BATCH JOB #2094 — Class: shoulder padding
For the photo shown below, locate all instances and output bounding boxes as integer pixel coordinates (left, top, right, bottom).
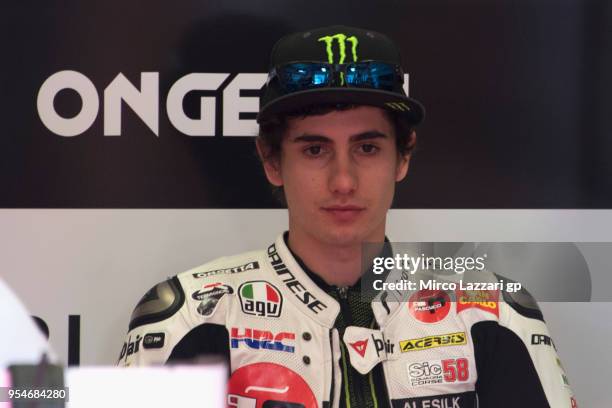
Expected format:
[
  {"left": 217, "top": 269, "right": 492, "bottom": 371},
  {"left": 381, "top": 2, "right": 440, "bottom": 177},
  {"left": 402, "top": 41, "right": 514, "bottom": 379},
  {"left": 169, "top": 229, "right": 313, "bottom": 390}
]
[
  {"left": 129, "top": 276, "right": 185, "bottom": 331},
  {"left": 496, "top": 274, "right": 544, "bottom": 322}
]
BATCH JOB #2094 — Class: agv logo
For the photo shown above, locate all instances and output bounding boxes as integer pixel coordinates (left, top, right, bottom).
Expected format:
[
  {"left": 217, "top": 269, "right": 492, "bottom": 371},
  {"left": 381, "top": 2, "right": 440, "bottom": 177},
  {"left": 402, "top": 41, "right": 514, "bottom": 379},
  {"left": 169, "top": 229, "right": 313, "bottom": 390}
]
[{"left": 239, "top": 281, "right": 283, "bottom": 318}]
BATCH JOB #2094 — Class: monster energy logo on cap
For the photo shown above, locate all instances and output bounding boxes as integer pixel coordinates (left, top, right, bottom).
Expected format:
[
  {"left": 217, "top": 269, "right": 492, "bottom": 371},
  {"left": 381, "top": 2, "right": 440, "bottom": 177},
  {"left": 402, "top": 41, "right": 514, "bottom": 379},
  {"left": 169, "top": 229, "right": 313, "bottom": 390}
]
[
  {"left": 318, "top": 33, "right": 359, "bottom": 64},
  {"left": 258, "top": 25, "right": 426, "bottom": 127}
]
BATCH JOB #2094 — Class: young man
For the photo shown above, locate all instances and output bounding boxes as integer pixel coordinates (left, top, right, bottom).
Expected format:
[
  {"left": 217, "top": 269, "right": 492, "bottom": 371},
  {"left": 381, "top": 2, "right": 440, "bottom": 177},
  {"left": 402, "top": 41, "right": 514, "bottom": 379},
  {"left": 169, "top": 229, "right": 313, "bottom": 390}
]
[{"left": 119, "top": 26, "right": 576, "bottom": 408}]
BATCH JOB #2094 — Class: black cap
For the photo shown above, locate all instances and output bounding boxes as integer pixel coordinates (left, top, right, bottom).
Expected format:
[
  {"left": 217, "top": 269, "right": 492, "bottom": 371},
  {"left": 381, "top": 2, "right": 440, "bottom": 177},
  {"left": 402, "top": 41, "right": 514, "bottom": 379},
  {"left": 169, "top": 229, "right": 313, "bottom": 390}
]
[{"left": 257, "top": 25, "right": 425, "bottom": 125}]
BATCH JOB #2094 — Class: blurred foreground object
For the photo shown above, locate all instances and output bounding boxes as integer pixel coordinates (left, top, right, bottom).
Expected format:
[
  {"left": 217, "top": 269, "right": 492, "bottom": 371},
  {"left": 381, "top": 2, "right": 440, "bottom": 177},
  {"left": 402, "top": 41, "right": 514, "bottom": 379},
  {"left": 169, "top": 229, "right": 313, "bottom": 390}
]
[
  {"left": 0, "top": 278, "right": 55, "bottom": 367},
  {"left": 65, "top": 364, "right": 226, "bottom": 407},
  {"left": 0, "top": 364, "right": 226, "bottom": 408}
]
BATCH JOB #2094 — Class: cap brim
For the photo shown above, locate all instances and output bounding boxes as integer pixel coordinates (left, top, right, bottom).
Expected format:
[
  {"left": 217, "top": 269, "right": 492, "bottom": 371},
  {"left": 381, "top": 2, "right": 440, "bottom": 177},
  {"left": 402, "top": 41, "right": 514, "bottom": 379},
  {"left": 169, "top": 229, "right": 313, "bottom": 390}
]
[{"left": 257, "top": 87, "right": 425, "bottom": 125}]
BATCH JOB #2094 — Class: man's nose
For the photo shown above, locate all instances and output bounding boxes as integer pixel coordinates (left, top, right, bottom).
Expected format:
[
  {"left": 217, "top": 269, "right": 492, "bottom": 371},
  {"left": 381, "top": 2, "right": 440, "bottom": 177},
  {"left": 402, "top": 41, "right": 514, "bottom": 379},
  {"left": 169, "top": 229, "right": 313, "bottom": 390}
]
[{"left": 328, "top": 152, "right": 358, "bottom": 195}]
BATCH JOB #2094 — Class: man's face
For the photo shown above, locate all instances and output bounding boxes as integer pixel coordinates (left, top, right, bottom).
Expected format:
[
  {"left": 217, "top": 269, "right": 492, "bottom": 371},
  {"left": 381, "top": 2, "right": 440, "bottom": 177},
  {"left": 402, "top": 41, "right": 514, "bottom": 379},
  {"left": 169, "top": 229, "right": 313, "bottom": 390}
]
[{"left": 260, "top": 106, "right": 414, "bottom": 246}]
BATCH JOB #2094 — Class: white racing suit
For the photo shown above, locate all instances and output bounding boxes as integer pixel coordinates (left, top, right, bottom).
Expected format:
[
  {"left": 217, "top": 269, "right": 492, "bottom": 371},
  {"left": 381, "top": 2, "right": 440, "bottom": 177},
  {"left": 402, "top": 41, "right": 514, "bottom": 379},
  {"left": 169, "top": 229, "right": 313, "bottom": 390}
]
[{"left": 118, "top": 233, "right": 577, "bottom": 408}]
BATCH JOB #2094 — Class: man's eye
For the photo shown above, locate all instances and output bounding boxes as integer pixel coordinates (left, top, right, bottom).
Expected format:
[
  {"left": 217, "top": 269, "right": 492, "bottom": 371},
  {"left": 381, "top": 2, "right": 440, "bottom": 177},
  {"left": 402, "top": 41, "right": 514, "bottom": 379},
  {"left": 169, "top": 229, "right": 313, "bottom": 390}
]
[
  {"left": 304, "top": 145, "right": 324, "bottom": 156},
  {"left": 359, "top": 144, "right": 379, "bottom": 154}
]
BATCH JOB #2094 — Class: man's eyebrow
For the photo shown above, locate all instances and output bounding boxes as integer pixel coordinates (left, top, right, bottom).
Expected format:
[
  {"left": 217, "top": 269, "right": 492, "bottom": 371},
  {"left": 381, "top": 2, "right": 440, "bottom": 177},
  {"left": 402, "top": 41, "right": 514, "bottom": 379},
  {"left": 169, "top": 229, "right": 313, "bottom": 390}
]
[
  {"left": 291, "top": 134, "right": 331, "bottom": 143},
  {"left": 291, "top": 131, "right": 388, "bottom": 143},
  {"left": 349, "top": 130, "right": 388, "bottom": 142}
]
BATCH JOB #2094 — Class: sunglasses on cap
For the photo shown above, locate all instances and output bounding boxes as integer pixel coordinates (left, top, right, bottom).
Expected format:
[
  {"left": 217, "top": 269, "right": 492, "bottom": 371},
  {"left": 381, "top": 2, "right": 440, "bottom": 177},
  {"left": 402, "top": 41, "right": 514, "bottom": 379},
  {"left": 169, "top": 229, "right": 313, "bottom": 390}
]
[{"left": 267, "top": 60, "right": 404, "bottom": 94}]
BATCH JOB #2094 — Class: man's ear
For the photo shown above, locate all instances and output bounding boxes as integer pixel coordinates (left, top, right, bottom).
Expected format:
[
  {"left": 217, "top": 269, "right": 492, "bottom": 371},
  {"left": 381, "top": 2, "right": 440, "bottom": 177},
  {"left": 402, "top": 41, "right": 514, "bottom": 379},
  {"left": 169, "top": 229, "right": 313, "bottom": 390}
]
[
  {"left": 395, "top": 130, "right": 417, "bottom": 182},
  {"left": 255, "top": 138, "right": 283, "bottom": 187}
]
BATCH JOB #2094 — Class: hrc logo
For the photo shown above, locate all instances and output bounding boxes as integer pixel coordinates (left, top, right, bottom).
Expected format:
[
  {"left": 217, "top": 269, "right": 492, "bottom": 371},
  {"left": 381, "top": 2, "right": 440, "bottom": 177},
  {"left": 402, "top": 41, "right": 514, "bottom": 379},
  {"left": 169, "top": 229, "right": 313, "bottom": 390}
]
[{"left": 230, "top": 328, "right": 295, "bottom": 353}]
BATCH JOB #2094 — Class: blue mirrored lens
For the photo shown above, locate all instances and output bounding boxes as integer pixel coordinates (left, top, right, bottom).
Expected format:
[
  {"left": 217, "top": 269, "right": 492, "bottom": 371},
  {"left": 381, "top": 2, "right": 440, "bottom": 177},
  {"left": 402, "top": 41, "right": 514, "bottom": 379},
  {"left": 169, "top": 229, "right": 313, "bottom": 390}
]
[
  {"left": 278, "top": 63, "right": 330, "bottom": 92},
  {"left": 345, "top": 62, "right": 396, "bottom": 91}
]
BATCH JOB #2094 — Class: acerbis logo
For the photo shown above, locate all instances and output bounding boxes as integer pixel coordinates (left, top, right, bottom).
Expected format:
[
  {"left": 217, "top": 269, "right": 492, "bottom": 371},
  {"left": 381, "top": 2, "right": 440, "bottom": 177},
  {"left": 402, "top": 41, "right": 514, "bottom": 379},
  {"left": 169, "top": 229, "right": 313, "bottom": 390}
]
[
  {"left": 318, "top": 33, "right": 359, "bottom": 64},
  {"left": 230, "top": 328, "right": 295, "bottom": 353},
  {"left": 239, "top": 281, "right": 283, "bottom": 318},
  {"left": 192, "top": 261, "right": 259, "bottom": 279},
  {"left": 36, "top": 71, "right": 266, "bottom": 137},
  {"left": 400, "top": 332, "right": 466, "bottom": 353}
]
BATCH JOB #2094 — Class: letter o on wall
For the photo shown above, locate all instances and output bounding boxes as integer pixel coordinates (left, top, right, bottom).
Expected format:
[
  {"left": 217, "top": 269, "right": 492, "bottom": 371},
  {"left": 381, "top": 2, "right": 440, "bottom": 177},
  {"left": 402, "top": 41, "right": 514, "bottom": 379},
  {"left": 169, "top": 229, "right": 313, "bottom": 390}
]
[{"left": 37, "top": 70, "right": 99, "bottom": 137}]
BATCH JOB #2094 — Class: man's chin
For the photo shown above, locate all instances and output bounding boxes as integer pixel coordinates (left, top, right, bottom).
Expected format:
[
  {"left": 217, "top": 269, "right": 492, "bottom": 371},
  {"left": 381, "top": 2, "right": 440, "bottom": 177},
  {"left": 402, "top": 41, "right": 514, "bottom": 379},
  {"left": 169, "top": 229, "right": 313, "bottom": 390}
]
[{"left": 318, "top": 226, "right": 372, "bottom": 248}]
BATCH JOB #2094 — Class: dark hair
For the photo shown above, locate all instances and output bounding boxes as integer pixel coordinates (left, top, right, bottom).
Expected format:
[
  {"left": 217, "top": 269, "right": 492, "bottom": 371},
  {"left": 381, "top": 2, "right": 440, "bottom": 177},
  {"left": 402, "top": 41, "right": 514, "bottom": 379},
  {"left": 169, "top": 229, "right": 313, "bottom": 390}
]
[{"left": 256, "top": 104, "right": 417, "bottom": 204}]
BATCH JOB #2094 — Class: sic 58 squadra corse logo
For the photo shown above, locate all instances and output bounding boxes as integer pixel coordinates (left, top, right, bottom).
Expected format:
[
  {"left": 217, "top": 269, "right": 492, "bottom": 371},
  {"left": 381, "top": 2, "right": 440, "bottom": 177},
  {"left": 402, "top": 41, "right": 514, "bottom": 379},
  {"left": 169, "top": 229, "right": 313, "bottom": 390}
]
[{"left": 407, "top": 358, "right": 470, "bottom": 387}]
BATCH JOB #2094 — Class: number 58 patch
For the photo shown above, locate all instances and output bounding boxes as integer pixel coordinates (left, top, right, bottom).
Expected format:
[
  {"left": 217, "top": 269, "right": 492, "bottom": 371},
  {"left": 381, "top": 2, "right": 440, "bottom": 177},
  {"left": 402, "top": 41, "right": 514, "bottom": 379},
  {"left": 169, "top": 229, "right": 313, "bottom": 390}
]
[{"left": 407, "top": 358, "right": 470, "bottom": 387}]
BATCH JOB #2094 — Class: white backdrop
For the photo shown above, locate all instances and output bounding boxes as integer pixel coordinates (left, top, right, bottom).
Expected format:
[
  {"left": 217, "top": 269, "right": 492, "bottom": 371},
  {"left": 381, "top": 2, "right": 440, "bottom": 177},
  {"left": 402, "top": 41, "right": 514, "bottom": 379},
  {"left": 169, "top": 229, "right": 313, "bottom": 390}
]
[{"left": 1, "top": 209, "right": 610, "bottom": 407}]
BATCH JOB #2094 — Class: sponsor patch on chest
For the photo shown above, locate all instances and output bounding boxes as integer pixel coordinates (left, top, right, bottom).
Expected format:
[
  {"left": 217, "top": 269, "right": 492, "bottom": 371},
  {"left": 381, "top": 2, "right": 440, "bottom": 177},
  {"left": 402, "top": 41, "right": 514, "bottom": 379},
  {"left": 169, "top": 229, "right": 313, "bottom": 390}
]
[
  {"left": 238, "top": 281, "right": 283, "bottom": 318},
  {"left": 407, "top": 358, "right": 470, "bottom": 387}
]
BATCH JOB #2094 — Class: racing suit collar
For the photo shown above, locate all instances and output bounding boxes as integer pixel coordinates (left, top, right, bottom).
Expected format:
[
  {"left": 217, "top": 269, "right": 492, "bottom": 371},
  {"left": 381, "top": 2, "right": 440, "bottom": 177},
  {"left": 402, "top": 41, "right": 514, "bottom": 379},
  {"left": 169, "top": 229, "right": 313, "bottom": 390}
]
[
  {"left": 282, "top": 231, "right": 393, "bottom": 295},
  {"left": 268, "top": 232, "right": 395, "bottom": 328},
  {"left": 267, "top": 233, "right": 341, "bottom": 328},
  {"left": 281, "top": 231, "right": 360, "bottom": 293}
]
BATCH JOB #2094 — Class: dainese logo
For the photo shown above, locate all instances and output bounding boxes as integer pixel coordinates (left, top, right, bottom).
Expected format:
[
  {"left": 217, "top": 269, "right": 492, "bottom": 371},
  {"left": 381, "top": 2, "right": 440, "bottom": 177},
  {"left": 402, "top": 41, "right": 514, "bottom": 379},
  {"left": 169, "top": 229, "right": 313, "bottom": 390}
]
[{"left": 349, "top": 339, "right": 369, "bottom": 357}]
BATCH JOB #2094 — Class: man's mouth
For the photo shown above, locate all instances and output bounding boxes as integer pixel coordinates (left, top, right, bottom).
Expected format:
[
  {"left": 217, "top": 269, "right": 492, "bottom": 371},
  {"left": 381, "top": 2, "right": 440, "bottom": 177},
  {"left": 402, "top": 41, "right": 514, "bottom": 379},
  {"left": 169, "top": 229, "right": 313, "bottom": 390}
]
[
  {"left": 321, "top": 205, "right": 366, "bottom": 222},
  {"left": 323, "top": 205, "right": 365, "bottom": 211}
]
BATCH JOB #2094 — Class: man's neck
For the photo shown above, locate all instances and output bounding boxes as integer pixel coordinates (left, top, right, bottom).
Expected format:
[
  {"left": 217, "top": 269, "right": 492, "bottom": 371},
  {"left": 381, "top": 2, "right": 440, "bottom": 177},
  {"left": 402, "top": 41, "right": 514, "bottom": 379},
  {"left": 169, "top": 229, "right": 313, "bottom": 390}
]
[{"left": 286, "top": 227, "right": 385, "bottom": 287}]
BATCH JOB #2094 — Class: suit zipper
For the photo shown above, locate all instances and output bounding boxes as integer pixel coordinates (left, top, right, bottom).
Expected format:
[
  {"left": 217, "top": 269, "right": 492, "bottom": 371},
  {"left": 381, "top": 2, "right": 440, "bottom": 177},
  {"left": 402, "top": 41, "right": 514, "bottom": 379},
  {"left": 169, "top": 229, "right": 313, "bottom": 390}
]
[
  {"left": 336, "top": 286, "right": 353, "bottom": 327},
  {"left": 335, "top": 285, "right": 364, "bottom": 406},
  {"left": 328, "top": 329, "right": 335, "bottom": 408}
]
